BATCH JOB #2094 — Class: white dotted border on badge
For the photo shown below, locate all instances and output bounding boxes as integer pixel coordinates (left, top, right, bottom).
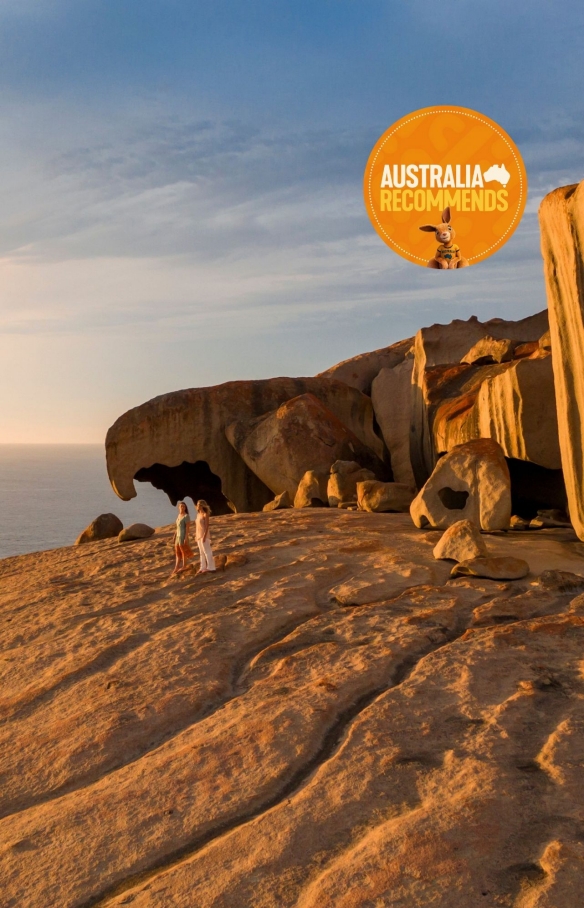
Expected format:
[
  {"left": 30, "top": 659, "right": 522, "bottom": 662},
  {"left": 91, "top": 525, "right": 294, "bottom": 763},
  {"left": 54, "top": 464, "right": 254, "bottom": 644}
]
[{"left": 366, "top": 108, "right": 525, "bottom": 263}]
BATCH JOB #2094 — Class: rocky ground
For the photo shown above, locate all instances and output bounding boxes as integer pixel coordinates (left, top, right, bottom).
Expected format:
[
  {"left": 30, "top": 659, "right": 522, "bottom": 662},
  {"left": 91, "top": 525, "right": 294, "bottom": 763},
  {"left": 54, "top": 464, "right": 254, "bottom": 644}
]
[{"left": 2, "top": 510, "right": 584, "bottom": 907}]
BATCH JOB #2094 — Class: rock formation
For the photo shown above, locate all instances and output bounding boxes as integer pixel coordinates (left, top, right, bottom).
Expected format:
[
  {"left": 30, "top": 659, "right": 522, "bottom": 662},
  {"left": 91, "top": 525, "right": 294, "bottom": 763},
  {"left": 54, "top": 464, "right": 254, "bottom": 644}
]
[
  {"left": 356, "top": 480, "right": 414, "bottom": 513},
  {"left": 410, "top": 438, "right": 511, "bottom": 531},
  {"left": 371, "top": 359, "right": 416, "bottom": 489},
  {"left": 294, "top": 470, "right": 329, "bottom": 508},
  {"left": 106, "top": 377, "right": 385, "bottom": 514},
  {"left": 226, "top": 393, "right": 388, "bottom": 500},
  {"left": 327, "top": 460, "right": 376, "bottom": 508},
  {"left": 317, "top": 336, "right": 413, "bottom": 394},
  {"left": 118, "top": 523, "right": 155, "bottom": 542},
  {"left": 432, "top": 519, "right": 487, "bottom": 562},
  {"left": 540, "top": 181, "right": 584, "bottom": 541},
  {"left": 75, "top": 513, "right": 123, "bottom": 545}
]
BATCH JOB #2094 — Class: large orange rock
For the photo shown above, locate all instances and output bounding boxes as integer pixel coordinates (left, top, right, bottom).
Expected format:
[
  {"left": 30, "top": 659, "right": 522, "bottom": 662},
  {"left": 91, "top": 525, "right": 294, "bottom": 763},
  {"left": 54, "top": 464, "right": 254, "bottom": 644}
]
[
  {"left": 540, "top": 181, "right": 584, "bottom": 541},
  {"left": 106, "top": 378, "right": 386, "bottom": 514},
  {"left": 371, "top": 359, "right": 417, "bottom": 489},
  {"left": 226, "top": 393, "right": 388, "bottom": 500}
]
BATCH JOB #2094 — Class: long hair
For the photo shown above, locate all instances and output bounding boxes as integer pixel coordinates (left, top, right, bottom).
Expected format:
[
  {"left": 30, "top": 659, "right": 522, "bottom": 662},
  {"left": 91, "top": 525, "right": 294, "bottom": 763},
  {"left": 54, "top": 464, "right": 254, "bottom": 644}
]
[
  {"left": 196, "top": 499, "right": 211, "bottom": 516},
  {"left": 178, "top": 501, "right": 190, "bottom": 517}
]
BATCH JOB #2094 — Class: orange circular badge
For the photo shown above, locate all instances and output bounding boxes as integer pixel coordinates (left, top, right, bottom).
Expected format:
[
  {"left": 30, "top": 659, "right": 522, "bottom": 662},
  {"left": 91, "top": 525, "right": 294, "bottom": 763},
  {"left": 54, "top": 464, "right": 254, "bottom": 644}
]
[{"left": 363, "top": 106, "right": 527, "bottom": 268}]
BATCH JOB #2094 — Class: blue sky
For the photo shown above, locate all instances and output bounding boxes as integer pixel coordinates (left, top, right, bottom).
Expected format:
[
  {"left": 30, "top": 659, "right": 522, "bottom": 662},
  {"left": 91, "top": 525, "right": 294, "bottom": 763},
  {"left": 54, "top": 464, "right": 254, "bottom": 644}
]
[{"left": 0, "top": 0, "right": 583, "bottom": 441}]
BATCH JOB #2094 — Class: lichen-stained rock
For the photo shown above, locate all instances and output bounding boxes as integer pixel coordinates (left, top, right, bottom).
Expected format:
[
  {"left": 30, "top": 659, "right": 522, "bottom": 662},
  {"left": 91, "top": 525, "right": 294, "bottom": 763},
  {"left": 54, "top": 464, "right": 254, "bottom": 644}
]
[
  {"left": 410, "top": 310, "right": 549, "bottom": 486},
  {"left": 410, "top": 438, "right": 511, "bottom": 531},
  {"left": 461, "top": 336, "right": 514, "bottom": 365},
  {"left": 540, "top": 181, "right": 584, "bottom": 541},
  {"left": 328, "top": 465, "right": 376, "bottom": 508},
  {"left": 317, "top": 336, "right": 414, "bottom": 394},
  {"left": 226, "top": 393, "right": 388, "bottom": 501},
  {"left": 371, "top": 359, "right": 416, "bottom": 489},
  {"left": 451, "top": 556, "right": 529, "bottom": 580},
  {"left": 75, "top": 513, "right": 123, "bottom": 545},
  {"left": 106, "top": 377, "right": 385, "bottom": 514},
  {"left": 294, "top": 470, "right": 329, "bottom": 508},
  {"left": 432, "top": 519, "right": 487, "bottom": 562},
  {"left": 357, "top": 480, "right": 414, "bottom": 513}
]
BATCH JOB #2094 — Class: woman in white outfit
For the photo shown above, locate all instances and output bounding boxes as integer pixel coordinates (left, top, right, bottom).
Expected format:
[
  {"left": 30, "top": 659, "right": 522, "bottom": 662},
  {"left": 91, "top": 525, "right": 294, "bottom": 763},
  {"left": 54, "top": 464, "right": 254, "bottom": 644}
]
[{"left": 195, "top": 499, "right": 216, "bottom": 573}]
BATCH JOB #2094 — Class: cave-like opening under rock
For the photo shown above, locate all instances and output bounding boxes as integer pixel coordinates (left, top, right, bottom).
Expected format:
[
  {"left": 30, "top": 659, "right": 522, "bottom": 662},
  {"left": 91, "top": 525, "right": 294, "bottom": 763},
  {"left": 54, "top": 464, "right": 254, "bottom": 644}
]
[
  {"left": 134, "top": 461, "right": 235, "bottom": 516},
  {"left": 506, "top": 459, "right": 568, "bottom": 519}
]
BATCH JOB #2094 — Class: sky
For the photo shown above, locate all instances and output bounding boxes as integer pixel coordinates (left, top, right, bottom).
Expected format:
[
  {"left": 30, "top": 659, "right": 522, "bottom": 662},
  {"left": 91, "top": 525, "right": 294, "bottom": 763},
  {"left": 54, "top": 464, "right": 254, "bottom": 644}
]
[{"left": 0, "top": 0, "right": 583, "bottom": 442}]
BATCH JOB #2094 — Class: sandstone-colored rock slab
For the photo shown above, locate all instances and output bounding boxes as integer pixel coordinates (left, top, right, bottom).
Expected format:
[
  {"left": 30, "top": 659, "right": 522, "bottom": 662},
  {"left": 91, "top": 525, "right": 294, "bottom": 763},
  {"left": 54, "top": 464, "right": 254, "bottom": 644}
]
[
  {"left": 371, "top": 359, "right": 416, "bottom": 489},
  {"left": 433, "top": 519, "right": 487, "bottom": 562},
  {"left": 75, "top": 512, "right": 123, "bottom": 545},
  {"left": 118, "top": 522, "right": 155, "bottom": 542},
  {"left": 451, "top": 556, "right": 529, "bottom": 580},
  {"left": 411, "top": 438, "right": 511, "bottom": 531},
  {"left": 3, "top": 511, "right": 584, "bottom": 908},
  {"left": 356, "top": 480, "right": 414, "bottom": 513},
  {"left": 227, "top": 392, "right": 387, "bottom": 500},
  {"left": 540, "top": 181, "right": 584, "bottom": 541}
]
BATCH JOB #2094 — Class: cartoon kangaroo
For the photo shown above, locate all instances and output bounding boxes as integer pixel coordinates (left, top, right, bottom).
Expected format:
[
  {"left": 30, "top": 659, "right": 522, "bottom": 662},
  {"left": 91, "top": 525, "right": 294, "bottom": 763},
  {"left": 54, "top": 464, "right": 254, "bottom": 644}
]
[{"left": 419, "top": 207, "right": 468, "bottom": 269}]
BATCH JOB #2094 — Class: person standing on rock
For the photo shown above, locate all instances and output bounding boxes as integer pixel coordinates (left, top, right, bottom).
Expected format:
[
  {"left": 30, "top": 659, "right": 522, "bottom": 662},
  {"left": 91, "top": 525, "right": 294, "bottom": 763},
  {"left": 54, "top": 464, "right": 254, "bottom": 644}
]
[
  {"left": 171, "top": 501, "right": 194, "bottom": 576},
  {"left": 196, "top": 499, "right": 216, "bottom": 573}
]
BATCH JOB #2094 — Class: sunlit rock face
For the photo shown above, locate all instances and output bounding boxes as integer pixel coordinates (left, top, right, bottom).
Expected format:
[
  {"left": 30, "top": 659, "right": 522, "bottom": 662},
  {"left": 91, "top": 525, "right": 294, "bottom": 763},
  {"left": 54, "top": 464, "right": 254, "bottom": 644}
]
[{"left": 540, "top": 181, "right": 584, "bottom": 541}]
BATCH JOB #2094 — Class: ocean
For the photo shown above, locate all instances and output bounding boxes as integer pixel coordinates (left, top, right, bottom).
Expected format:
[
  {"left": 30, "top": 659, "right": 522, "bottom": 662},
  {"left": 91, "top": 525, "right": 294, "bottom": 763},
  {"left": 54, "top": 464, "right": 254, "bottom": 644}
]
[{"left": 0, "top": 445, "right": 178, "bottom": 559}]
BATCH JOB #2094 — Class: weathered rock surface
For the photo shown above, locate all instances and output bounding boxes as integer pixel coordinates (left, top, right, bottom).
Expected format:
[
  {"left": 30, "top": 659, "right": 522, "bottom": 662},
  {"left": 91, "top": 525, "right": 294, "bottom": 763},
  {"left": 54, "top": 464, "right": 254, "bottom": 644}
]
[
  {"left": 262, "top": 490, "right": 292, "bottom": 511},
  {"left": 432, "top": 519, "right": 488, "bottom": 562},
  {"left": 293, "top": 470, "right": 329, "bottom": 508},
  {"left": 328, "top": 464, "right": 376, "bottom": 507},
  {"left": 461, "top": 335, "right": 514, "bottom": 365},
  {"left": 357, "top": 480, "right": 414, "bottom": 513},
  {"left": 106, "top": 377, "right": 385, "bottom": 514},
  {"left": 317, "top": 336, "right": 413, "bottom": 394},
  {"left": 371, "top": 359, "right": 416, "bottom": 489},
  {"left": 75, "top": 513, "right": 123, "bottom": 545},
  {"left": 226, "top": 393, "right": 388, "bottom": 500},
  {"left": 540, "top": 182, "right": 584, "bottom": 541},
  {"left": 3, "top": 511, "right": 584, "bottom": 907},
  {"left": 118, "top": 523, "right": 155, "bottom": 542},
  {"left": 451, "top": 556, "right": 530, "bottom": 580},
  {"left": 410, "top": 310, "right": 550, "bottom": 486},
  {"left": 411, "top": 438, "right": 511, "bottom": 531}
]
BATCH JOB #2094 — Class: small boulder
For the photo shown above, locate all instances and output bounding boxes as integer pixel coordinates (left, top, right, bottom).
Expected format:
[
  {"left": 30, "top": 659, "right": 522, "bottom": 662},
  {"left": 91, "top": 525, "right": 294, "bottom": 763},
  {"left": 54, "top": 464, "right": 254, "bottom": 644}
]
[
  {"left": 357, "top": 480, "right": 414, "bottom": 513},
  {"left": 433, "top": 519, "right": 487, "bottom": 562},
  {"left": 263, "top": 490, "right": 292, "bottom": 511},
  {"left": 510, "top": 515, "right": 530, "bottom": 530},
  {"left": 529, "top": 509, "right": 572, "bottom": 529},
  {"left": 294, "top": 470, "right": 329, "bottom": 508},
  {"left": 118, "top": 523, "right": 155, "bottom": 542},
  {"left": 450, "top": 556, "right": 529, "bottom": 580},
  {"left": 226, "top": 553, "right": 249, "bottom": 568},
  {"left": 461, "top": 336, "right": 514, "bottom": 365},
  {"left": 76, "top": 513, "right": 123, "bottom": 545},
  {"left": 330, "top": 460, "right": 364, "bottom": 475},
  {"left": 538, "top": 570, "right": 584, "bottom": 593},
  {"left": 328, "top": 467, "right": 375, "bottom": 508}
]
